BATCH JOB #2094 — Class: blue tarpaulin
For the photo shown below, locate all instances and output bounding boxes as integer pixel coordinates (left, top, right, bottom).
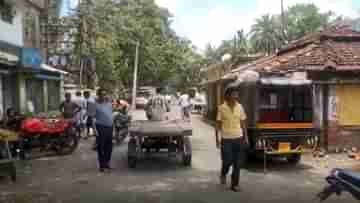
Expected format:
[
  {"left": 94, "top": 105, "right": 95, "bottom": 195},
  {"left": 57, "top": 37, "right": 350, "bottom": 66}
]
[
  {"left": 21, "top": 48, "right": 42, "bottom": 69},
  {"left": 35, "top": 74, "right": 61, "bottom": 81}
]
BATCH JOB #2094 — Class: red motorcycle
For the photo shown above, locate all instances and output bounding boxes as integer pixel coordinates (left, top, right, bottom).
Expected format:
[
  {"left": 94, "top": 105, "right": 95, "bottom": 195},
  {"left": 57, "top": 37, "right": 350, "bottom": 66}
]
[{"left": 19, "top": 118, "right": 79, "bottom": 159}]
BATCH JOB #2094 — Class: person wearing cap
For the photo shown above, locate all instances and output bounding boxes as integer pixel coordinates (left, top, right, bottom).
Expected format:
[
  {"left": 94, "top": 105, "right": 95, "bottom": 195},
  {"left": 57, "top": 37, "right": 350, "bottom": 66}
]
[{"left": 216, "top": 86, "right": 248, "bottom": 192}]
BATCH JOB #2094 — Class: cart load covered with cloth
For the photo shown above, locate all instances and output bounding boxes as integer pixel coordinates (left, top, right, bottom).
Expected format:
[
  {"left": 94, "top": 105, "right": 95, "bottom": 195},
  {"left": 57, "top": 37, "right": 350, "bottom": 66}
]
[{"left": 128, "top": 119, "right": 192, "bottom": 168}]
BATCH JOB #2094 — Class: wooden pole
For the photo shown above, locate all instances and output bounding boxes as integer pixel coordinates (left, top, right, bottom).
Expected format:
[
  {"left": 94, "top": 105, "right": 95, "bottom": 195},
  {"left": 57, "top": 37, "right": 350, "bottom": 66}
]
[{"left": 131, "top": 42, "right": 140, "bottom": 110}]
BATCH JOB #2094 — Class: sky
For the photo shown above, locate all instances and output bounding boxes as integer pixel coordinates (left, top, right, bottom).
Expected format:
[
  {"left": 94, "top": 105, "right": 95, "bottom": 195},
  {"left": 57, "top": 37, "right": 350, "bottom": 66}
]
[{"left": 64, "top": 0, "right": 360, "bottom": 50}]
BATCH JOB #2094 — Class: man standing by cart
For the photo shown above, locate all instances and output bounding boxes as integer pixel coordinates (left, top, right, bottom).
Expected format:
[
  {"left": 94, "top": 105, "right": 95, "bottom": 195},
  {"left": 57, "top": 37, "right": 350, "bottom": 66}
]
[
  {"left": 92, "top": 88, "right": 113, "bottom": 172},
  {"left": 216, "top": 86, "right": 248, "bottom": 192},
  {"left": 145, "top": 87, "right": 170, "bottom": 121}
]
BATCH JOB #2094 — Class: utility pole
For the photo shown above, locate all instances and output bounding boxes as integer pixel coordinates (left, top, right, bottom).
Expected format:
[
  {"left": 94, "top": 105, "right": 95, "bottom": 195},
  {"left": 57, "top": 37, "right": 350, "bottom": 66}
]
[
  {"left": 78, "top": 0, "right": 84, "bottom": 89},
  {"left": 281, "top": 0, "right": 286, "bottom": 41},
  {"left": 131, "top": 41, "right": 140, "bottom": 110}
]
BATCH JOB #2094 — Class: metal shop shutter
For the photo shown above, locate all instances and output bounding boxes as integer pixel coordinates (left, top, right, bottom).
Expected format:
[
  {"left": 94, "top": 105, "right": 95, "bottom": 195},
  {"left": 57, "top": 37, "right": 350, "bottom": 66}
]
[
  {"left": 47, "top": 80, "right": 60, "bottom": 111},
  {"left": 26, "top": 79, "right": 44, "bottom": 114}
]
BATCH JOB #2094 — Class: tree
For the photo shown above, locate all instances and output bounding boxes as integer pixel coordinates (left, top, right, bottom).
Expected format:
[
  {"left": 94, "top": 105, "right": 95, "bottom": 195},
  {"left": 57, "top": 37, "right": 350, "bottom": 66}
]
[
  {"left": 65, "top": 0, "right": 203, "bottom": 91},
  {"left": 249, "top": 14, "right": 282, "bottom": 55},
  {"left": 284, "top": 3, "right": 333, "bottom": 42},
  {"left": 248, "top": 3, "right": 334, "bottom": 55}
]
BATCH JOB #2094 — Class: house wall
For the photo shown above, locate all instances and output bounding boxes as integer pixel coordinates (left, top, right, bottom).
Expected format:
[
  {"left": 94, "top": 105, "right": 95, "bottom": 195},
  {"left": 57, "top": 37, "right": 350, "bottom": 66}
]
[
  {"left": 316, "top": 83, "right": 360, "bottom": 152},
  {"left": 0, "top": 2, "right": 24, "bottom": 47},
  {"left": 330, "top": 84, "right": 360, "bottom": 151}
]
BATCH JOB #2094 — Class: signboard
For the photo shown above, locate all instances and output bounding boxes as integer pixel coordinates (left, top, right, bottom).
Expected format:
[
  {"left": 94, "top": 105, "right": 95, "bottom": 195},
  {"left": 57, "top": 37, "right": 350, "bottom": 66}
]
[{"left": 20, "top": 48, "right": 42, "bottom": 69}]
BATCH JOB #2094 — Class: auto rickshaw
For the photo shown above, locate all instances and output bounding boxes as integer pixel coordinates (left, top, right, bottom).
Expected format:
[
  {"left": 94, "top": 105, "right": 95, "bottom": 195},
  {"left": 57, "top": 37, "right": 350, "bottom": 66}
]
[{"left": 226, "top": 71, "right": 318, "bottom": 171}]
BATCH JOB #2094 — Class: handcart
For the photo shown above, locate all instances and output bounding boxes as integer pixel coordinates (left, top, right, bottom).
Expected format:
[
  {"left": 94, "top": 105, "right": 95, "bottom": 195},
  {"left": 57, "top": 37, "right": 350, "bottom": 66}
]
[
  {"left": 128, "top": 119, "right": 192, "bottom": 168},
  {"left": 0, "top": 129, "right": 19, "bottom": 182}
]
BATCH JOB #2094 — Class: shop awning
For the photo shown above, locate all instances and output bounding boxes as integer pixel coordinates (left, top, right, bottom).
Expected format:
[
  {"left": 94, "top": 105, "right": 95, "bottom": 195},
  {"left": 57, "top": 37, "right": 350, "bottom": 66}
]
[
  {"left": 226, "top": 70, "right": 260, "bottom": 88},
  {"left": 260, "top": 77, "right": 312, "bottom": 85},
  {"left": 260, "top": 72, "right": 312, "bottom": 86},
  {"left": 0, "top": 51, "right": 19, "bottom": 65},
  {"left": 41, "top": 64, "right": 69, "bottom": 75},
  {"left": 35, "top": 74, "right": 61, "bottom": 81}
]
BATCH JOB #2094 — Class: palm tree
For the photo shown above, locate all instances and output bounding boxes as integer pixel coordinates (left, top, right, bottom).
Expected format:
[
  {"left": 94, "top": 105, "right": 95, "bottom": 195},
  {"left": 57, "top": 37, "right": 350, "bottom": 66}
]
[{"left": 249, "top": 14, "right": 282, "bottom": 55}]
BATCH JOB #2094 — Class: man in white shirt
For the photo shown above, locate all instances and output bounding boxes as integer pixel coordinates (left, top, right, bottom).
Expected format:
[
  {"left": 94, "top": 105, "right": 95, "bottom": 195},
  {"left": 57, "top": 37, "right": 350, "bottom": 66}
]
[
  {"left": 145, "top": 87, "right": 170, "bottom": 121},
  {"left": 74, "top": 91, "right": 86, "bottom": 137},
  {"left": 83, "top": 90, "right": 95, "bottom": 138},
  {"left": 179, "top": 91, "right": 191, "bottom": 121}
]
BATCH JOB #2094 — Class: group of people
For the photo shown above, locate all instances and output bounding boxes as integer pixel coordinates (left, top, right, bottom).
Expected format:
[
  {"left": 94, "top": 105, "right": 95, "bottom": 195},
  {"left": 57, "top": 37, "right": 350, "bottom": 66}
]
[
  {"left": 145, "top": 86, "right": 248, "bottom": 192},
  {"left": 60, "top": 88, "right": 114, "bottom": 172},
  {"left": 59, "top": 86, "right": 248, "bottom": 193},
  {"left": 60, "top": 90, "right": 95, "bottom": 138},
  {"left": 144, "top": 88, "right": 193, "bottom": 122}
]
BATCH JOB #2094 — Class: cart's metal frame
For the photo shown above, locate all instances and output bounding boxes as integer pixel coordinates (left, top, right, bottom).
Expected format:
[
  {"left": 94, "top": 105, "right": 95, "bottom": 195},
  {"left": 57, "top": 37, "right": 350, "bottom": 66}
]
[{"left": 127, "top": 120, "right": 192, "bottom": 168}]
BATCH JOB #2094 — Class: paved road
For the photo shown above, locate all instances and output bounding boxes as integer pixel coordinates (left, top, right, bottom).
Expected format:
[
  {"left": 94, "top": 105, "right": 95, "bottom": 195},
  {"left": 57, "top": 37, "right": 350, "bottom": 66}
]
[{"left": 0, "top": 108, "right": 356, "bottom": 203}]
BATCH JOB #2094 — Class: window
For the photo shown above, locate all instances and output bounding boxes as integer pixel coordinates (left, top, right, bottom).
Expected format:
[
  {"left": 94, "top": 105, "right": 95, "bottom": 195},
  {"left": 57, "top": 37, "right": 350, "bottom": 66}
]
[
  {"left": 259, "top": 86, "right": 312, "bottom": 123},
  {"left": 0, "top": 0, "right": 15, "bottom": 24}
]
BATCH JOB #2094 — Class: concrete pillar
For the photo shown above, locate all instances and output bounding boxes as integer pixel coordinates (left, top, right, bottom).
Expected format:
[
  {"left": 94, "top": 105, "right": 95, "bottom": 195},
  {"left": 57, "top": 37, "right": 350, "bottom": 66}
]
[
  {"left": 43, "top": 79, "right": 48, "bottom": 112},
  {"left": 18, "top": 74, "right": 27, "bottom": 113},
  {"left": 60, "top": 74, "right": 64, "bottom": 101},
  {"left": 0, "top": 75, "right": 3, "bottom": 120}
]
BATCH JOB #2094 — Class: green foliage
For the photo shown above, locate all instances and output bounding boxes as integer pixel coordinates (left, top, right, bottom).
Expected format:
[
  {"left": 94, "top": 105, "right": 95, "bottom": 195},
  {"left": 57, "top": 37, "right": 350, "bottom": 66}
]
[
  {"left": 250, "top": 14, "right": 282, "bottom": 55},
  {"left": 249, "top": 3, "right": 334, "bottom": 55},
  {"left": 284, "top": 3, "right": 333, "bottom": 41},
  {"left": 67, "top": 0, "right": 203, "bottom": 91}
]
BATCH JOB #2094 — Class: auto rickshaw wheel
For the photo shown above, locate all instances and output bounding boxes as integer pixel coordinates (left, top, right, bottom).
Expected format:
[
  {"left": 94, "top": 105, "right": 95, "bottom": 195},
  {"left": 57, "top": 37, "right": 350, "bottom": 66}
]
[
  {"left": 287, "top": 154, "right": 301, "bottom": 165},
  {"left": 128, "top": 156, "right": 137, "bottom": 168},
  {"left": 182, "top": 154, "right": 191, "bottom": 166},
  {"left": 10, "top": 163, "right": 16, "bottom": 182}
]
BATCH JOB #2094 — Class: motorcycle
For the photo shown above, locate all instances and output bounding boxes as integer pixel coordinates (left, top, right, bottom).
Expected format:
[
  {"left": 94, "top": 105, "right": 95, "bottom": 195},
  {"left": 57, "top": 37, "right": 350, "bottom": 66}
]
[
  {"left": 318, "top": 168, "right": 360, "bottom": 201},
  {"left": 19, "top": 117, "right": 79, "bottom": 159},
  {"left": 113, "top": 109, "right": 131, "bottom": 144}
]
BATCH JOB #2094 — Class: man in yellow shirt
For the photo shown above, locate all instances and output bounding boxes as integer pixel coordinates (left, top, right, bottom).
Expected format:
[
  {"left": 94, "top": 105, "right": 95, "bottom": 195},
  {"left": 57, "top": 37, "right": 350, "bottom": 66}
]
[{"left": 216, "top": 86, "right": 248, "bottom": 192}]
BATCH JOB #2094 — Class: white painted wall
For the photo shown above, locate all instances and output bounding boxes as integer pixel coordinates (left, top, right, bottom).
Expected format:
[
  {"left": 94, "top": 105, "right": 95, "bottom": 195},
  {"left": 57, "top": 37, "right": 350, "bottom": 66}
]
[
  {"left": 0, "top": 2, "right": 24, "bottom": 46},
  {"left": 0, "top": 75, "right": 3, "bottom": 120}
]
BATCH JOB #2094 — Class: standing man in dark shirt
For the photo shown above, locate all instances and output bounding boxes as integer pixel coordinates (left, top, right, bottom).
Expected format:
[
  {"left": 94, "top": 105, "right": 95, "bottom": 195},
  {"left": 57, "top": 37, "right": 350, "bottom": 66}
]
[
  {"left": 60, "top": 92, "right": 80, "bottom": 119},
  {"left": 93, "top": 88, "right": 113, "bottom": 172}
]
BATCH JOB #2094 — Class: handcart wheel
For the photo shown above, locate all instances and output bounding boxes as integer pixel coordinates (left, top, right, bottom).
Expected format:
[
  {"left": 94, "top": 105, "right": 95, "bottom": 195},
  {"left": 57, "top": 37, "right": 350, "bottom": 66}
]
[{"left": 182, "top": 137, "right": 192, "bottom": 166}]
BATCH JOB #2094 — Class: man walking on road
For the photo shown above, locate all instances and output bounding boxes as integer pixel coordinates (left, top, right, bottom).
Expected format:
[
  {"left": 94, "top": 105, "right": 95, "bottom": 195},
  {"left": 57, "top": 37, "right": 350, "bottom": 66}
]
[
  {"left": 216, "top": 86, "right": 248, "bottom": 192},
  {"left": 93, "top": 88, "right": 113, "bottom": 172},
  {"left": 178, "top": 91, "right": 191, "bottom": 121}
]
